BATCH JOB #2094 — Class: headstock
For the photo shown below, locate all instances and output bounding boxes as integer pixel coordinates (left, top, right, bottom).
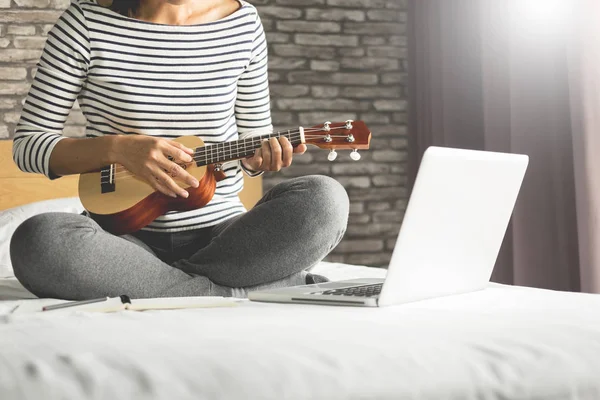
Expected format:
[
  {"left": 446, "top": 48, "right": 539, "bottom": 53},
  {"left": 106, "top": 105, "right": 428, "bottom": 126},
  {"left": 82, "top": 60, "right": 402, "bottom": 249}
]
[{"left": 303, "top": 120, "right": 371, "bottom": 161}]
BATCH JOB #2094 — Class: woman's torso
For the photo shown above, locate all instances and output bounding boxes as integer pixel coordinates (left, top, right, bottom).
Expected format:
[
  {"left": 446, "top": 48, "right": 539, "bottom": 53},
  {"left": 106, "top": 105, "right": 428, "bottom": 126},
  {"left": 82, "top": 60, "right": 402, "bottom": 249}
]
[{"left": 76, "top": 0, "right": 259, "bottom": 232}]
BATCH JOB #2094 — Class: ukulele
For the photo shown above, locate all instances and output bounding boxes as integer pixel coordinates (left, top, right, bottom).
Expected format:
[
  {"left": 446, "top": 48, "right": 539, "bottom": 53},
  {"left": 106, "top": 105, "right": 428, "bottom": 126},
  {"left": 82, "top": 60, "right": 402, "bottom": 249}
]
[{"left": 78, "top": 120, "right": 371, "bottom": 235}]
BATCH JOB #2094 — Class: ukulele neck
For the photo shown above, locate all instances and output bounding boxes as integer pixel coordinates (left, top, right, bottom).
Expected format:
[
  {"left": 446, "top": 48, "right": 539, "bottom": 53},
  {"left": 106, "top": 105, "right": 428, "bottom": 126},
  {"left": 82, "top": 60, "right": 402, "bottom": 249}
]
[{"left": 193, "top": 128, "right": 305, "bottom": 167}]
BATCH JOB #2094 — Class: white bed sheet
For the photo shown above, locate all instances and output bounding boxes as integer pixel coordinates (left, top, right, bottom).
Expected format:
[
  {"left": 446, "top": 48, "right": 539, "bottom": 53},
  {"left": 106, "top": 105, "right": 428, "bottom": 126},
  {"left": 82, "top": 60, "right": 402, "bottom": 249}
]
[
  {"left": 0, "top": 277, "right": 37, "bottom": 300},
  {"left": 0, "top": 197, "right": 84, "bottom": 278},
  {"left": 1, "top": 263, "right": 600, "bottom": 400},
  {"left": 0, "top": 261, "right": 384, "bottom": 301}
]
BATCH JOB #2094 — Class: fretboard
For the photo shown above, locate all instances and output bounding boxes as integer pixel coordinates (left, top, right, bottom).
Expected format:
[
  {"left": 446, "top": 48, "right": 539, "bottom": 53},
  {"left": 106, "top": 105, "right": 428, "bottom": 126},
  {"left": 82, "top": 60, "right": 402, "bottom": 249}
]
[{"left": 193, "top": 129, "right": 304, "bottom": 166}]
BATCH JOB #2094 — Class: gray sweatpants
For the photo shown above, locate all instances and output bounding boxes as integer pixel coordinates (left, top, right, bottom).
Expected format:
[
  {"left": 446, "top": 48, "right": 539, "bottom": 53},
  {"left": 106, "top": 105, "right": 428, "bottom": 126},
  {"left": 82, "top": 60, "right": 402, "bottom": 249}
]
[{"left": 10, "top": 175, "right": 349, "bottom": 300}]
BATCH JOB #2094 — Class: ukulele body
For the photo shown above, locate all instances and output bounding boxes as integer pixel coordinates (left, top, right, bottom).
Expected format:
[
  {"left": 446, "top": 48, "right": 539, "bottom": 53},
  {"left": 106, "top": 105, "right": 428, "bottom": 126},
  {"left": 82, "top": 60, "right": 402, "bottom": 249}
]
[{"left": 78, "top": 136, "right": 218, "bottom": 236}]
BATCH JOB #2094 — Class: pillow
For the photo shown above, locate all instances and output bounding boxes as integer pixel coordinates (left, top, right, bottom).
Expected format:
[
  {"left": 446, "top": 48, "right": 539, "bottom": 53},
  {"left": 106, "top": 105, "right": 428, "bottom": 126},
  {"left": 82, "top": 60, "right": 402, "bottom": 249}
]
[{"left": 0, "top": 197, "right": 84, "bottom": 278}]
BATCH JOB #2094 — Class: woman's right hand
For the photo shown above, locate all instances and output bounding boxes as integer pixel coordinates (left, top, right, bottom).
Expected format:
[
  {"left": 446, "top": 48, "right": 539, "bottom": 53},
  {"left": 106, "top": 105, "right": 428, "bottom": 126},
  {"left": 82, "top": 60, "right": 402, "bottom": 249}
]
[{"left": 113, "top": 136, "right": 199, "bottom": 198}]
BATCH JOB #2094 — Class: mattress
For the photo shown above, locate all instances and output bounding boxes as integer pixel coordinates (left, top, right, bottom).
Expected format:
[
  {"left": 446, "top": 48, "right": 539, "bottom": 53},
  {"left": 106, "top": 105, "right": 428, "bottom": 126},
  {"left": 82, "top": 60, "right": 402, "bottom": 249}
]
[
  {"left": 1, "top": 262, "right": 600, "bottom": 400},
  {"left": 2, "top": 200, "right": 600, "bottom": 399}
]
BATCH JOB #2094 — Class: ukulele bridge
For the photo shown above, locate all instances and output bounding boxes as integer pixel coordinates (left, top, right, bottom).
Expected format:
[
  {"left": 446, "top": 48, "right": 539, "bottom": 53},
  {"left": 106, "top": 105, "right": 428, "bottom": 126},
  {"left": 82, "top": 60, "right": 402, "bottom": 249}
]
[{"left": 100, "top": 164, "right": 116, "bottom": 194}]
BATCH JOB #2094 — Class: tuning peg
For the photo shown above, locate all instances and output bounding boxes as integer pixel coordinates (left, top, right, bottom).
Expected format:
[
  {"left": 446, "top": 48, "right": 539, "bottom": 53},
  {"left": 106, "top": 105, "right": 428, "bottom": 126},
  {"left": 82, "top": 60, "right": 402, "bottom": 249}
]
[
  {"left": 327, "top": 149, "right": 338, "bottom": 161},
  {"left": 350, "top": 149, "right": 361, "bottom": 161}
]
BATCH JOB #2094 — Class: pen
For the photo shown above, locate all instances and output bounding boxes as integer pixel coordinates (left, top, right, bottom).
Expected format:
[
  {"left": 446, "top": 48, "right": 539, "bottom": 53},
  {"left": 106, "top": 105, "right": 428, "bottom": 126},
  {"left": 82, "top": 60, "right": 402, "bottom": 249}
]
[{"left": 42, "top": 297, "right": 109, "bottom": 312}]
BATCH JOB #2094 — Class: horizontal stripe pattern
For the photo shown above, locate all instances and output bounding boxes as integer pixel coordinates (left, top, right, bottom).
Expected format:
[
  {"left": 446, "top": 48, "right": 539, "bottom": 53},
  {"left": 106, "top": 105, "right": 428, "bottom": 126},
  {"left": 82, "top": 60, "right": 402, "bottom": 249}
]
[{"left": 13, "top": 0, "right": 271, "bottom": 232}]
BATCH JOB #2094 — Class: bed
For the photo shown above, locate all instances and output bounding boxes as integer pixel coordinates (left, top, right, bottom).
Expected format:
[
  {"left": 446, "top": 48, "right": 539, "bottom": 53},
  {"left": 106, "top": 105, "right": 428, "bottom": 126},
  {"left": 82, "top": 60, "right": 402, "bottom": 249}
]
[{"left": 1, "top": 141, "right": 600, "bottom": 400}]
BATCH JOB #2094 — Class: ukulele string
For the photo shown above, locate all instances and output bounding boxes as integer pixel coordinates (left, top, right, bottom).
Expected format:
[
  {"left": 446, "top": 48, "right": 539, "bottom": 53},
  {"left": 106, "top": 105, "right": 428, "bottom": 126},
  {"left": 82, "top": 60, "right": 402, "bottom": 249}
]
[
  {"left": 104, "top": 131, "right": 304, "bottom": 182},
  {"left": 102, "top": 132, "right": 352, "bottom": 183},
  {"left": 101, "top": 126, "right": 351, "bottom": 183},
  {"left": 108, "top": 125, "right": 348, "bottom": 176},
  {"left": 102, "top": 131, "right": 347, "bottom": 183}
]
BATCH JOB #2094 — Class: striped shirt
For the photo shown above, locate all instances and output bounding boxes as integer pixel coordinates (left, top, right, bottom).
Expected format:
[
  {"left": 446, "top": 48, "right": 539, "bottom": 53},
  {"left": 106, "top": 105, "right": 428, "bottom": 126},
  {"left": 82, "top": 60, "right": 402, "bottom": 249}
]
[{"left": 13, "top": 0, "right": 271, "bottom": 232}]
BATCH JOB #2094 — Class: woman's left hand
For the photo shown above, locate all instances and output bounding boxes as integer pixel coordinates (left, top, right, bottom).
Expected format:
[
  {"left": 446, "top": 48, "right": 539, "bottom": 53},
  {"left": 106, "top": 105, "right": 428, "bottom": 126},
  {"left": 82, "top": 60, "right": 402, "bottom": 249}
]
[{"left": 241, "top": 136, "right": 307, "bottom": 172}]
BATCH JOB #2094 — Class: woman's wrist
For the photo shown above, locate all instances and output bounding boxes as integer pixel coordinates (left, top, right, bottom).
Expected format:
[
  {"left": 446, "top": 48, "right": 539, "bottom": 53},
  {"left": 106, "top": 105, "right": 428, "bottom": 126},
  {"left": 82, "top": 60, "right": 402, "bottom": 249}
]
[{"left": 104, "top": 135, "right": 126, "bottom": 165}]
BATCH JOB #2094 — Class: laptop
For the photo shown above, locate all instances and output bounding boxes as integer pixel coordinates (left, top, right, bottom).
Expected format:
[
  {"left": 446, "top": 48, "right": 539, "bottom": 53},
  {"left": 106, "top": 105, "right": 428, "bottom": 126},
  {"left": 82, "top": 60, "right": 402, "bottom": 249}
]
[{"left": 248, "top": 146, "right": 529, "bottom": 307}]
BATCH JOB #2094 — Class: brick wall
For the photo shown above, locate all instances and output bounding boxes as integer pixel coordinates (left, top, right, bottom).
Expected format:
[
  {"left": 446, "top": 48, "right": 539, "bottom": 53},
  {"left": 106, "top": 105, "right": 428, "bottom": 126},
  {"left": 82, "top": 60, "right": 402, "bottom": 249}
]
[
  {"left": 0, "top": 0, "right": 408, "bottom": 267},
  {"left": 257, "top": 0, "right": 408, "bottom": 266}
]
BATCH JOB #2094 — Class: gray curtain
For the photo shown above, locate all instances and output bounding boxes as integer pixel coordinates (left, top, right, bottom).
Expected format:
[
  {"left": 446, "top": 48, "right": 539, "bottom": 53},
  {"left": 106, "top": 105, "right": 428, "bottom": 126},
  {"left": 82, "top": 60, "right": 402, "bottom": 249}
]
[{"left": 408, "top": 0, "right": 600, "bottom": 292}]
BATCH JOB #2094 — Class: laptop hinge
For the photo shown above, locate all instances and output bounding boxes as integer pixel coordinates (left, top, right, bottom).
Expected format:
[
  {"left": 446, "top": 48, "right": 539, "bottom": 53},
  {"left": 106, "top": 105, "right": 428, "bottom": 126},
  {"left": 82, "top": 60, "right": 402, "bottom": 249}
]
[{"left": 291, "top": 297, "right": 366, "bottom": 305}]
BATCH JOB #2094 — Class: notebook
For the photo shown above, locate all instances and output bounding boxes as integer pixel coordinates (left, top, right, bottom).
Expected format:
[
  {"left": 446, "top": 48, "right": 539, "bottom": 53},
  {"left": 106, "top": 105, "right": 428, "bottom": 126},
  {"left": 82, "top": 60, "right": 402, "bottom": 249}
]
[{"left": 11, "top": 295, "right": 241, "bottom": 314}]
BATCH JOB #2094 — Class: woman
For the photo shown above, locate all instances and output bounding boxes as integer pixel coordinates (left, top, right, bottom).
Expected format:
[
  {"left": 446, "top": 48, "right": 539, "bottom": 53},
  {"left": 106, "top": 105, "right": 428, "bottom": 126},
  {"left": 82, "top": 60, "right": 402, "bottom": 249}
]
[{"left": 10, "top": 0, "right": 349, "bottom": 300}]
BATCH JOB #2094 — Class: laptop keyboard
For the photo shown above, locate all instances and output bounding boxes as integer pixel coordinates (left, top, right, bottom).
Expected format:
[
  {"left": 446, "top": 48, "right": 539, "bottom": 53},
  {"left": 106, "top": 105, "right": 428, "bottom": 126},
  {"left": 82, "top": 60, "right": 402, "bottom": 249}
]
[{"left": 315, "top": 283, "right": 383, "bottom": 298}]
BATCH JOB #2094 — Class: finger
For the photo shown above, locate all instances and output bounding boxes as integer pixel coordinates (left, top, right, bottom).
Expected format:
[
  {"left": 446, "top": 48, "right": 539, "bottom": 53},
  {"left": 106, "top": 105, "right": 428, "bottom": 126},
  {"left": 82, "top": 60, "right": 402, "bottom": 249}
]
[
  {"left": 155, "top": 182, "right": 178, "bottom": 198},
  {"left": 151, "top": 166, "right": 189, "bottom": 198},
  {"left": 168, "top": 140, "right": 195, "bottom": 156},
  {"left": 293, "top": 144, "right": 307, "bottom": 154},
  {"left": 157, "top": 155, "right": 199, "bottom": 189},
  {"left": 261, "top": 140, "right": 272, "bottom": 171},
  {"left": 147, "top": 173, "right": 177, "bottom": 198},
  {"left": 269, "top": 137, "right": 282, "bottom": 171},
  {"left": 279, "top": 136, "right": 294, "bottom": 168},
  {"left": 163, "top": 140, "right": 193, "bottom": 163},
  {"left": 249, "top": 147, "right": 263, "bottom": 171}
]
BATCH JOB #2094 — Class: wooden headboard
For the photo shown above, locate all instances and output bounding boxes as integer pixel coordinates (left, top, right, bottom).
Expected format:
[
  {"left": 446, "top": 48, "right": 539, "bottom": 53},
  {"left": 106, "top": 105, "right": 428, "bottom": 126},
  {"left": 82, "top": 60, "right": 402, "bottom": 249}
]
[{"left": 0, "top": 141, "right": 262, "bottom": 211}]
